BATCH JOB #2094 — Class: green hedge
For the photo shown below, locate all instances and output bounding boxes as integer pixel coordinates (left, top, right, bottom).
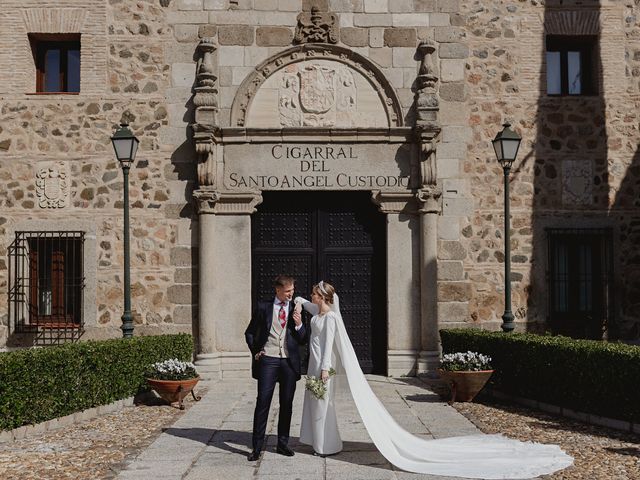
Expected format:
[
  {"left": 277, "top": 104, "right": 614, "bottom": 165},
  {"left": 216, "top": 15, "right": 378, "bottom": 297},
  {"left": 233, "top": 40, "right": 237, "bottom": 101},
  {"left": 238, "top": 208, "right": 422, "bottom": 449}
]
[
  {"left": 440, "top": 329, "right": 640, "bottom": 423},
  {"left": 0, "top": 334, "right": 193, "bottom": 431}
]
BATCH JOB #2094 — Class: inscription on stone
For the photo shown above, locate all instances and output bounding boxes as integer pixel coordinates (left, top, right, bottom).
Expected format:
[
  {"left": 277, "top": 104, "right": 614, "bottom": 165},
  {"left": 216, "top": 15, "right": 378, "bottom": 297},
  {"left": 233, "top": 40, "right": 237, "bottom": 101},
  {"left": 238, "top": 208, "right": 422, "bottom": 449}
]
[{"left": 224, "top": 143, "right": 414, "bottom": 191}]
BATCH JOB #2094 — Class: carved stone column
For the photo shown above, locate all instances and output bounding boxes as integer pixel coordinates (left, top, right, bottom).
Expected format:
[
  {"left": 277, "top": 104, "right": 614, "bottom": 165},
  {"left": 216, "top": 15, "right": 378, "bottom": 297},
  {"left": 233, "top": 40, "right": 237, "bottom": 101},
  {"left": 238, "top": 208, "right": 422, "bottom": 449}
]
[
  {"left": 414, "top": 40, "right": 442, "bottom": 374},
  {"left": 416, "top": 186, "right": 442, "bottom": 374},
  {"left": 371, "top": 191, "right": 420, "bottom": 376},
  {"left": 193, "top": 188, "right": 262, "bottom": 378}
]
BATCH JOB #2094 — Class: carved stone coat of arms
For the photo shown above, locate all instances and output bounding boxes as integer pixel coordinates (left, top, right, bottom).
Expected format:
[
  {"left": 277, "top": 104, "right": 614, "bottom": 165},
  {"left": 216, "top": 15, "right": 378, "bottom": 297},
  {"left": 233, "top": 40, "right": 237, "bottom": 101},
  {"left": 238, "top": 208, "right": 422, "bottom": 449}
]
[
  {"left": 35, "top": 163, "right": 69, "bottom": 208},
  {"left": 279, "top": 63, "right": 357, "bottom": 127}
]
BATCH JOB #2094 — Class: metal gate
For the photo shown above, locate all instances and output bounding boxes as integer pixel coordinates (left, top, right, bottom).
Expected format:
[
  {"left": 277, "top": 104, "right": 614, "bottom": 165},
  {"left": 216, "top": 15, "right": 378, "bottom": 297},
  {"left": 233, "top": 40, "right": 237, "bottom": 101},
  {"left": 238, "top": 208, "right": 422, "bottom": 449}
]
[{"left": 251, "top": 191, "right": 387, "bottom": 374}]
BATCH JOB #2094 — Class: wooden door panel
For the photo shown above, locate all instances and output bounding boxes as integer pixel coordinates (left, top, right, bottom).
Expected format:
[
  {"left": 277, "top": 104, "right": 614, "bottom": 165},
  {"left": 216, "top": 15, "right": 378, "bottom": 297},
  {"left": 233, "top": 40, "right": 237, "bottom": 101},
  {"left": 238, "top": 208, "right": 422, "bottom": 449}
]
[
  {"left": 324, "top": 255, "right": 374, "bottom": 372},
  {"left": 252, "top": 192, "right": 386, "bottom": 374}
]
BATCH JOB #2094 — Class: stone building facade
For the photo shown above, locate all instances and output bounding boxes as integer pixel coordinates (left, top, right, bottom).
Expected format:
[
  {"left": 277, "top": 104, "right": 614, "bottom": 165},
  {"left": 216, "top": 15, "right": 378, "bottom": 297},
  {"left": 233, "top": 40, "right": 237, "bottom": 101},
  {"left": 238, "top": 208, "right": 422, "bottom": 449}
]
[{"left": 0, "top": 0, "right": 638, "bottom": 377}]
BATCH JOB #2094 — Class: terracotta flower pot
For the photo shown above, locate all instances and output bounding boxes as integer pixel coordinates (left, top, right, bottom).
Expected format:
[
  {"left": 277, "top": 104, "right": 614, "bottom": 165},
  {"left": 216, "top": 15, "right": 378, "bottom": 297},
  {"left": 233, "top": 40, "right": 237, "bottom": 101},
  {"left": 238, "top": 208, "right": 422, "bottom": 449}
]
[
  {"left": 146, "top": 376, "right": 201, "bottom": 410},
  {"left": 437, "top": 369, "right": 494, "bottom": 404}
]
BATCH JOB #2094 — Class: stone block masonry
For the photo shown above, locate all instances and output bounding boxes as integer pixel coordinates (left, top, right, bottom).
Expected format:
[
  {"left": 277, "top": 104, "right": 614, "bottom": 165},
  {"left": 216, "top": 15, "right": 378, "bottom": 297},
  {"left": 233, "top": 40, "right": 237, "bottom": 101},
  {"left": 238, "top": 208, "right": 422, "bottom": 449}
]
[{"left": 2, "top": 0, "right": 639, "bottom": 352}]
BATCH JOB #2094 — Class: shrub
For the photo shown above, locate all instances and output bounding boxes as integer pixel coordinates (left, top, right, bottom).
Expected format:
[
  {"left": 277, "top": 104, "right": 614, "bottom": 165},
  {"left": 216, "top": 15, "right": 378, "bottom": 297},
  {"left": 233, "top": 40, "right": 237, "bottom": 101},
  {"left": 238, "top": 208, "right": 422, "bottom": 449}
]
[
  {"left": 0, "top": 334, "right": 193, "bottom": 431},
  {"left": 440, "top": 329, "right": 640, "bottom": 423}
]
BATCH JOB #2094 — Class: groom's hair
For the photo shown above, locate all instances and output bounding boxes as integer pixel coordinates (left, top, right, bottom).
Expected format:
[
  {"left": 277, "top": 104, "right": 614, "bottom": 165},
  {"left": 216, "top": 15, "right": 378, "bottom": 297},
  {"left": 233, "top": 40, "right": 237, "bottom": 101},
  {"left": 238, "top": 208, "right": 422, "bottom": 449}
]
[{"left": 273, "top": 275, "right": 295, "bottom": 287}]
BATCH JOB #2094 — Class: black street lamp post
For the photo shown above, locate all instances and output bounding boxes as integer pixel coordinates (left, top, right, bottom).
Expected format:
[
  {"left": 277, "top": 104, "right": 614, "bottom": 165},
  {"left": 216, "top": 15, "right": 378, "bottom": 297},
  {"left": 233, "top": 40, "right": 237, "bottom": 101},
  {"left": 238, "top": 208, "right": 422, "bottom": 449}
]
[
  {"left": 111, "top": 123, "right": 139, "bottom": 338},
  {"left": 492, "top": 123, "right": 522, "bottom": 333}
]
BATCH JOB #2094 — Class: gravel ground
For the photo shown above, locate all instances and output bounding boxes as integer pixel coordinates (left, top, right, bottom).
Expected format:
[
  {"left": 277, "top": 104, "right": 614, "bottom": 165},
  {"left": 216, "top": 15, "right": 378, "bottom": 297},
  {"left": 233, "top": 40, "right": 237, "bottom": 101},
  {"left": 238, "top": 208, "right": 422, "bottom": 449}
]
[
  {"left": 454, "top": 397, "right": 640, "bottom": 479},
  {"left": 2, "top": 384, "right": 638, "bottom": 479},
  {"left": 0, "top": 391, "right": 203, "bottom": 480}
]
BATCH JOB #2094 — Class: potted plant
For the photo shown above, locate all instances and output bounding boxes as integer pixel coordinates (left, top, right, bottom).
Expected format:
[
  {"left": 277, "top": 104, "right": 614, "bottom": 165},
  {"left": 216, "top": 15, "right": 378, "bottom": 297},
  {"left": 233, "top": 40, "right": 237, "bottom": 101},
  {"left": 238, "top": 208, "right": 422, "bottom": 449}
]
[
  {"left": 437, "top": 351, "right": 493, "bottom": 404},
  {"left": 146, "top": 359, "right": 201, "bottom": 410}
]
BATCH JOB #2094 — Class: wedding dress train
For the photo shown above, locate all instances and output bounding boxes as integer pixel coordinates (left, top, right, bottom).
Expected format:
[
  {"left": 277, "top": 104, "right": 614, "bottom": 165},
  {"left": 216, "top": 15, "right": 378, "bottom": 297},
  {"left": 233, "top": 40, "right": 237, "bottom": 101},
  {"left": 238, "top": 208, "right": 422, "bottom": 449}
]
[{"left": 297, "top": 295, "right": 573, "bottom": 479}]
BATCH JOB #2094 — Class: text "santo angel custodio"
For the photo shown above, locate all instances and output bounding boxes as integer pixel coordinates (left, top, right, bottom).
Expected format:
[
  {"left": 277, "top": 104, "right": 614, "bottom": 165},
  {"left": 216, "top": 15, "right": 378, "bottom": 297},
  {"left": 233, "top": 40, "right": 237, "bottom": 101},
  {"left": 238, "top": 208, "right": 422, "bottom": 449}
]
[{"left": 227, "top": 145, "right": 411, "bottom": 189}]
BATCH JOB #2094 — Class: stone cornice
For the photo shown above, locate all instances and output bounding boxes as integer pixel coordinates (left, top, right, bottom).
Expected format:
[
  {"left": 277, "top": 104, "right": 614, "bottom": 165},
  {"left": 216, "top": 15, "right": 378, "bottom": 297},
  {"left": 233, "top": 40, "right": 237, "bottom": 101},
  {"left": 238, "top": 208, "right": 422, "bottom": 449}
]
[
  {"left": 218, "top": 127, "right": 416, "bottom": 144},
  {"left": 193, "top": 188, "right": 262, "bottom": 215},
  {"left": 371, "top": 190, "right": 418, "bottom": 214}
]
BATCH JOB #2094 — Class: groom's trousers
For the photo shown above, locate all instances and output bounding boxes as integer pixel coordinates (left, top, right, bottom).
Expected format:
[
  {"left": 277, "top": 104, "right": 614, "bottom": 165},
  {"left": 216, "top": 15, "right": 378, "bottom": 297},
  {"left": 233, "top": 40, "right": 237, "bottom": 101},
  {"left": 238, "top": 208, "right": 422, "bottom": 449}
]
[{"left": 252, "top": 356, "right": 297, "bottom": 452}]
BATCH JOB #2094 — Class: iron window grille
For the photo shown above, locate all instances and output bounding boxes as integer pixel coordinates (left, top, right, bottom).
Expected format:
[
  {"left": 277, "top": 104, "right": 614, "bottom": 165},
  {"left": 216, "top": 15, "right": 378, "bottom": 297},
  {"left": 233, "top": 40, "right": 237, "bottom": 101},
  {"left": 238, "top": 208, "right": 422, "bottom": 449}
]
[
  {"left": 8, "top": 231, "right": 85, "bottom": 345},
  {"left": 546, "top": 228, "right": 613, "bottom": 340}
]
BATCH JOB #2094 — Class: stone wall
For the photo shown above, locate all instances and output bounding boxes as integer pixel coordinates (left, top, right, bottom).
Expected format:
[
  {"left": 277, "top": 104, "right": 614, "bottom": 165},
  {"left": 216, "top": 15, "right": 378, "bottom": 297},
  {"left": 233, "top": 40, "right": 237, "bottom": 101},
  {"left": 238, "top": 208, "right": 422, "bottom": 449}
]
[
  {"left": 1, "top": 0, "right": 640, "bottom": 349},
  {"left": 0, "top": 0, "right": 195, "bottom": 346},
  {"left": 457, "top": 0, "right": 640, "bottom": 337}
]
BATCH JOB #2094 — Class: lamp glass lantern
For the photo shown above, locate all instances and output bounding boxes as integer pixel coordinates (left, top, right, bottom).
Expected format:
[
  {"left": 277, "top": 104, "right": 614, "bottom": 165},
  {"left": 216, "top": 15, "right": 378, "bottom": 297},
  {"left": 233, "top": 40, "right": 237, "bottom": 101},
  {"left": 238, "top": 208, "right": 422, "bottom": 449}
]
[
  {"left": 492, "top": 123, "right": 521, "bottom": 169},
  {"left": 111, "top": 123, "right": 139, "bottom": 168}
]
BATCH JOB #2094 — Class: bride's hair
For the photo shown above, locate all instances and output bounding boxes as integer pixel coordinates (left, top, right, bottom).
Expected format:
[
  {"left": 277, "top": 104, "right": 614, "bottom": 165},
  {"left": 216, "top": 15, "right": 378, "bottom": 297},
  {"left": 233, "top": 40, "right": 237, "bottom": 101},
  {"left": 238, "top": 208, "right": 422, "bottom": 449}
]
[{"left": 314, "top": 281, "right": 335, "bottom": 304}]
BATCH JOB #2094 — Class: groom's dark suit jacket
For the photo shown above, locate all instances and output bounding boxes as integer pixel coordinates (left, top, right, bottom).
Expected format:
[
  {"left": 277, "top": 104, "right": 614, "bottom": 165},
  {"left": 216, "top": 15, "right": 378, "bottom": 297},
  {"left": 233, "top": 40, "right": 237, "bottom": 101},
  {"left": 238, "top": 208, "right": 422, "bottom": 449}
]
[{"left": 244, "top": 300, "right": 308, "bottom": 380}]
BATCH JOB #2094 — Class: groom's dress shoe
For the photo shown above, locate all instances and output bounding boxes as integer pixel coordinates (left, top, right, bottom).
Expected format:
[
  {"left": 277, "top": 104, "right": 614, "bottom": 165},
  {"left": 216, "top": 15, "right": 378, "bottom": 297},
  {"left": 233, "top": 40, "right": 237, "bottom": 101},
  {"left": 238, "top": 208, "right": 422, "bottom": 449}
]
[
  {"left": 276, "top": 445, "right": 295, "bottom": 456},
  {"left": 247, "top": 450, "right": 261, "bottom": 461}
]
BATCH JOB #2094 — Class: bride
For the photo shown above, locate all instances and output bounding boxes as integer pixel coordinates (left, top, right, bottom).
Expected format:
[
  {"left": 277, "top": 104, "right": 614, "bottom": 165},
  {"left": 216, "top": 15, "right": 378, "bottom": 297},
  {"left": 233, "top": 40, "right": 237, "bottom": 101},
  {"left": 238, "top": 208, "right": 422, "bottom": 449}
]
[{"left": 294, "top": 281, "right": 573, "bottom": 479}]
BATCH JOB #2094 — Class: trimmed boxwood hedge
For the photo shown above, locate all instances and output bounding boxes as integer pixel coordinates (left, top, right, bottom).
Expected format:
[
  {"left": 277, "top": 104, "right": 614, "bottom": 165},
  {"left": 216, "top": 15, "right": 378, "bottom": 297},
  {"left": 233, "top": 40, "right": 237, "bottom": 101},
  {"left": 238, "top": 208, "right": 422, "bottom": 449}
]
[
  {"left": 0, "top": 334, "right": 193, "bottom": 431},
  {"left": 440, "top": 328, "right": 640, "bottom": 423}
]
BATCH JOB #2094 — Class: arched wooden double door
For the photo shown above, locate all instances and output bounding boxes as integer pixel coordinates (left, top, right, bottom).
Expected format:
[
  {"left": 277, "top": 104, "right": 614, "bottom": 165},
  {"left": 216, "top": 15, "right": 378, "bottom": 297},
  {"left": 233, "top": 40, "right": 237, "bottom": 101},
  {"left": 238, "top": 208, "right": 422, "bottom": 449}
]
[{"left": 251, "top": 191, "right": 387, "bottom": 374}]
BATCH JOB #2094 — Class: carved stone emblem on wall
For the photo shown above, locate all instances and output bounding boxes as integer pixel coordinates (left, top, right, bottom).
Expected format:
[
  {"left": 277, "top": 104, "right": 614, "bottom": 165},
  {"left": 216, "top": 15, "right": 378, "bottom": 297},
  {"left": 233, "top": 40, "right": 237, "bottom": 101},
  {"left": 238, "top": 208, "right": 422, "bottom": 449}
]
[
  {"left": 293, "top": 7, "right": 339, "bottom": 44},
  {"left": 231, "top": 44, "right": 403, "bottom": 128},
  {"left": 562, "top": 160, "right": 592, "bottom": 205},
  {"left": 279, "top": 63, "right": 356, "bottom": 127},
  {"left": 36, "top": 163, "right": 69, "bottom": 208}
]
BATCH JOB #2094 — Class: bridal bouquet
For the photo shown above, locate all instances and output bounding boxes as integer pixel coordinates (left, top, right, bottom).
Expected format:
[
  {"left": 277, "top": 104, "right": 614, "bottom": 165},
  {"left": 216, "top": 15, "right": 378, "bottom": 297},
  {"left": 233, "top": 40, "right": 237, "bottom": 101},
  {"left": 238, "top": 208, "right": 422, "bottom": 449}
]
[{"left": 305, "top": 368, "right": 336, "bottom": 399}]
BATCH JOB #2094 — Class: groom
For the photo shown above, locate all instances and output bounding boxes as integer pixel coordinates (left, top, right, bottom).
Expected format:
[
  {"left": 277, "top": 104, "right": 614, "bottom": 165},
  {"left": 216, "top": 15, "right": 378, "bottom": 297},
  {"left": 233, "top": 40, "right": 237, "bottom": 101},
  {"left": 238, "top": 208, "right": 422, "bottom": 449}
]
[{"left": 244, "top": 275, "right": 308, "bottom": 461}]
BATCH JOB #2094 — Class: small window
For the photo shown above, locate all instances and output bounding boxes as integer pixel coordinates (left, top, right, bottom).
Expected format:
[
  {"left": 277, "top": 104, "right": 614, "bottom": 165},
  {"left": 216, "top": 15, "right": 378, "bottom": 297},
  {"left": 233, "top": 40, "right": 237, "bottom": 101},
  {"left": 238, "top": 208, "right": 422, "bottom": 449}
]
[
  {"left": 29, "top": 34, "right": 81, "bottom": 93},
  {"left": 8, "top": 231, "right": 85, "bottom": 345},
  {"left": 546, "top": 35, "right": 598, "bottom": 96},
  {"left": 547, "top": 228, "right": 612, "bottom": 340}
]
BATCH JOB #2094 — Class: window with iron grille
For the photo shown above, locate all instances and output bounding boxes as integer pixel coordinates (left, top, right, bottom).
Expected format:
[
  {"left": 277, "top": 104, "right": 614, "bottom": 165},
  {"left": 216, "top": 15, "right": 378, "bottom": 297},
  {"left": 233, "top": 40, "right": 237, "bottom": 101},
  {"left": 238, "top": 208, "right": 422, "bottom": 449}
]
[
  {"left": 547, "top": 228, "right": 613, "bottom": 340},
  {"left": 8, "top": 231, "right": 85, "bottom": 345}
]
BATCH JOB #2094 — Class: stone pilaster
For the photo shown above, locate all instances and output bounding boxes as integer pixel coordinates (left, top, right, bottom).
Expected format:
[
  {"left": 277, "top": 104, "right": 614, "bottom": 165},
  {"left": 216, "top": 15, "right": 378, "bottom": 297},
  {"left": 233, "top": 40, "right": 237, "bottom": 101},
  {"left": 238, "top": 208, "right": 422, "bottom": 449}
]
[
  {"left": 372, "top": 191, "right": 420, "bottom": 376},
  {"left": 414, "top": 40, "right": 443, "bottom": 375},
  {"left": 193, "top": 188, "right": 262, "bottom": 378},
  {"left": 416, "top": 185, "right": 443, "bottom": 375}
]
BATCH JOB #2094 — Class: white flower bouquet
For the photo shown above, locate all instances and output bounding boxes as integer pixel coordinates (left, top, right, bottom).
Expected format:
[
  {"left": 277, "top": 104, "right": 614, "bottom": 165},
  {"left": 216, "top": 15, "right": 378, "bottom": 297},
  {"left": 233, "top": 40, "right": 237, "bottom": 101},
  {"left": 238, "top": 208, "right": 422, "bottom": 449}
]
[
  {"left": 439, "top": 351, "right": 492, "bottom": 372},
  {"left": 148, "top": 358, "right": 198, "bottom": 380},
  {"left": 304, "top": 368, "right": 336, "bottom": 399}
]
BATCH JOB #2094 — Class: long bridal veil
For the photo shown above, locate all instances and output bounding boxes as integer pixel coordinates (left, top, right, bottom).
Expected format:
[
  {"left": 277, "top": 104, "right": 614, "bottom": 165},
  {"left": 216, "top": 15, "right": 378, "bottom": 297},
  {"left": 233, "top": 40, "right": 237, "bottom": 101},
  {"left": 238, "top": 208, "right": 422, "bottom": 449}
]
[{"left": 329, "top": 293, "right": 573, "bottom": 479}]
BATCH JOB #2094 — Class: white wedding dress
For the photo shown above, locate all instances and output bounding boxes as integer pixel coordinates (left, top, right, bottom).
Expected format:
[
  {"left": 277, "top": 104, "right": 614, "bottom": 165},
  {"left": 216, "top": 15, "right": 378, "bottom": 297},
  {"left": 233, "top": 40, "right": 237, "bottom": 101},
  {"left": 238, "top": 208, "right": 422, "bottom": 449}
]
[
  {"left": 296, "top": 295, "right": 573, "bottom": 479},
  {"left": 299, "top": 310, "right": 343, "bottom": 455}
]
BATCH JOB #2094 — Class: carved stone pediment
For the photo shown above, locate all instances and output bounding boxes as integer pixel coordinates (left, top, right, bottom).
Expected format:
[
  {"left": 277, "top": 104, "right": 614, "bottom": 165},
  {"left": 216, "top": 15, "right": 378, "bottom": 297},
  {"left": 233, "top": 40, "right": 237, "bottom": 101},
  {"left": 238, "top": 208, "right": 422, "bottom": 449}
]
[
  {"left": 231, "top": 44, "right": 403, "bottom": 129},
  {"left": 294, "top": 7, "right": 338, "bottom": 45}
]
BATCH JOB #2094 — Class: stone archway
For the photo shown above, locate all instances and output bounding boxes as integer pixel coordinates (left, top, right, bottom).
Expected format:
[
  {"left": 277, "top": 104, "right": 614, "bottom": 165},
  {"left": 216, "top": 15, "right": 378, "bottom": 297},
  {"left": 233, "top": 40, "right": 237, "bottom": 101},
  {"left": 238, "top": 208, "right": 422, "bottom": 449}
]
[{"left": 191, "top": 39, "right": 443, "bottom": 379}]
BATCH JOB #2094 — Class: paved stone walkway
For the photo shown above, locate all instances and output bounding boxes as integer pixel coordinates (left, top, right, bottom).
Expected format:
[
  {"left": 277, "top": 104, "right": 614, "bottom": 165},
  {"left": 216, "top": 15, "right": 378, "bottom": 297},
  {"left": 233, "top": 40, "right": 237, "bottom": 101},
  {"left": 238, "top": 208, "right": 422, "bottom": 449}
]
[{"left": 116, "top": 375, "right": 483, "bottom": 480}]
